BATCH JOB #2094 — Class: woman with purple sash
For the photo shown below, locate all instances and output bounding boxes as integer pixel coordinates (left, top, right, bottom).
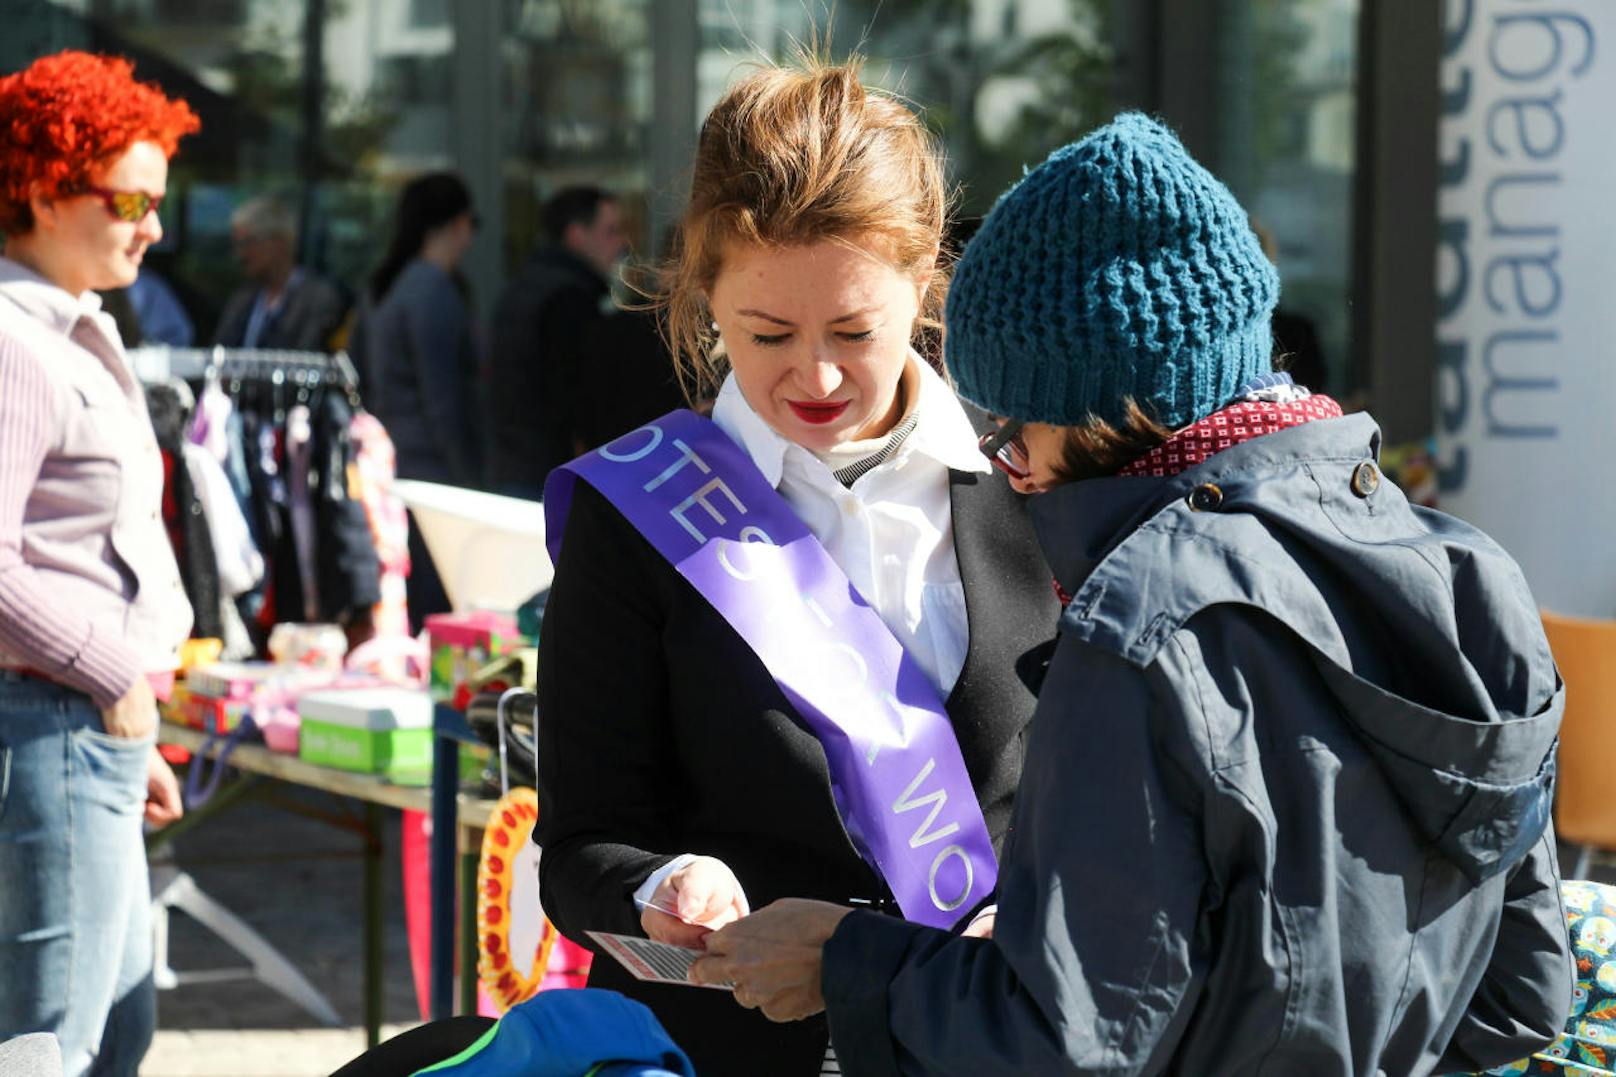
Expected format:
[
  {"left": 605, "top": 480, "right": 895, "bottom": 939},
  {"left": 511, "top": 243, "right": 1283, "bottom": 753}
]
[{"left": 532, "top": 59, "right": 1058, "bottom": 1075}]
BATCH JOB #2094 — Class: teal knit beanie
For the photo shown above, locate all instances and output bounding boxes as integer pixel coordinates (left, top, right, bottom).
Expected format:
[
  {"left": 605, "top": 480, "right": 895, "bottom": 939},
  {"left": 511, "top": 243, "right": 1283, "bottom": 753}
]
[{"left": 945, "top": 113, "right": 1279, "bottom": 430}]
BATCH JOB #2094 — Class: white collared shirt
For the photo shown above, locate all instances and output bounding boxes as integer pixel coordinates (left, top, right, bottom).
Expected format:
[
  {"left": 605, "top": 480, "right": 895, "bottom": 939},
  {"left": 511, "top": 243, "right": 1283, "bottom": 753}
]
[{"left": 711, "top": 350, "right": 990, "bottom": 699}]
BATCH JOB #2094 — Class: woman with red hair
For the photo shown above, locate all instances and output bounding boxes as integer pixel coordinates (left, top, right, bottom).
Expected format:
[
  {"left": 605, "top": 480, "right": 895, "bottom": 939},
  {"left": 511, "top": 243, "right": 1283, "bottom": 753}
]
[{"left": 0, "top": 51, "right": 199, "bottom": 1075}]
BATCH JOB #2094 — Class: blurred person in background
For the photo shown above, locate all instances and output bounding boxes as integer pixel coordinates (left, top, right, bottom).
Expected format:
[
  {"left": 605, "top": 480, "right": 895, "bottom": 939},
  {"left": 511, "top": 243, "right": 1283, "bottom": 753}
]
[
  {"left": 0, "top": 50, "right": 198, "bottom": 1076},
  {"left": 362, "top": 172, "right": 482, "bottom": 625},
  {"left": 487, "top": 185, "right": 628, "bottom": 497},
  {"left": 213, "top": 195, "right": 346, "bottom": 352},
  {"left": 96, "top": 267, "right": 194, "bottom": 348},
  {"left": 126, "top": 267, "right": 194, "bottom": 346},
  {"left": 573, "top": 300, "right": 690, "bottom": 453}
]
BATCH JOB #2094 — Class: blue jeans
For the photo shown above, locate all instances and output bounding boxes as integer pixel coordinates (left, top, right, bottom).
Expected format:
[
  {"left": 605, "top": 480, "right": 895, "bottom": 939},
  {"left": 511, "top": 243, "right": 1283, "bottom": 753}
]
[{"left": 0, "top": 672, "right": 155, "bottom": 1077}]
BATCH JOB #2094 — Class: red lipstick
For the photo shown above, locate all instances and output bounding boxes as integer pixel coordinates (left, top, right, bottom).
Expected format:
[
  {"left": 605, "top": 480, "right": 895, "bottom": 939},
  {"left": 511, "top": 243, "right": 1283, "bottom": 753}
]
[{"left": 787, "top": 400, "right": 850, "bottom": 425}]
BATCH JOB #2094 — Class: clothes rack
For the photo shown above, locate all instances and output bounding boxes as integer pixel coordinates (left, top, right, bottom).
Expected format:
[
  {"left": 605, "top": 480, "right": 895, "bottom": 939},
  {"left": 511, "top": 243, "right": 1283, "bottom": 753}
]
[{"left": 129, "top": 345, "right": 361, "bottom": 393}]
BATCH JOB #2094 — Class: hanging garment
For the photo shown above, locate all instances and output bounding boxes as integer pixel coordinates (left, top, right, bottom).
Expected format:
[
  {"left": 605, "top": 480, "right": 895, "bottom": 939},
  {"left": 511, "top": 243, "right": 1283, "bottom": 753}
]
[
  {"left": 240, "top": 409, "right": 287, "bottom": 641},
  {"left": 182, "top": 442, "right": 264, "bottom": 600},
  {"left": 284, "top": 404, "right": 320, "bottom": 622},
  {"left": 182, "top": 442, "right": 263, "bottom": 660},
  {"left": 310, "top": 389, "right": 382, "bottom": 624},
  {"left": 188, "top": 372, "right": 234, "bottom": 463},
  {"left": 350, "top": 410, "right": 411, "bottom": 643},
  {"left": 146, "top": 382, "right": 224, "bottom": 640}
]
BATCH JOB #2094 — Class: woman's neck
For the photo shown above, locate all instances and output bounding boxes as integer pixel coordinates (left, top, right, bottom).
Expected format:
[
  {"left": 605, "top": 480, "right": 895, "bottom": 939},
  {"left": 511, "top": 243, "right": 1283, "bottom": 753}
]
[{"left": 419, "top": 227, "right": 463, "bottom": 273}]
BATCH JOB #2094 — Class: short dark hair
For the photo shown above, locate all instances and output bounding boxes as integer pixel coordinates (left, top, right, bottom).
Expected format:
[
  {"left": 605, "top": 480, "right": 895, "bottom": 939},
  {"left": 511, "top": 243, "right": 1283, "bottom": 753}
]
[
  {"left": 541, "top": 186, "right": 613, "bottom": 245},
  {"left": 1052, "top": 398, "right": 1174, "bottom": 482}
]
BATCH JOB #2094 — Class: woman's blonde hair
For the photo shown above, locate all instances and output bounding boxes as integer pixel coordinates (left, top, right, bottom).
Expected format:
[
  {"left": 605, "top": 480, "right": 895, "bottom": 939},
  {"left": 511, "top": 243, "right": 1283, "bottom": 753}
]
[{"left": 659, "top": 57, "right": 951, "bottom": 398}]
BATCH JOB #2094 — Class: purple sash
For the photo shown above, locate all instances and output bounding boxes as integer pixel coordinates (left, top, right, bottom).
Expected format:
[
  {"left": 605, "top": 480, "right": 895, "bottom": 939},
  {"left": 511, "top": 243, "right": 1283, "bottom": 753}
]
[{"left": 544, "top": 410, "right": 996, "bottom": 928}]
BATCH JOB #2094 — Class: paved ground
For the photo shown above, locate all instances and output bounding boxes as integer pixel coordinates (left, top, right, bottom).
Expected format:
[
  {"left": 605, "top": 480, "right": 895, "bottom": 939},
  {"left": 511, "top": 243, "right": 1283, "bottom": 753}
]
[{"left": 142, "top": 782, "right": 430, "bottom": 1076}]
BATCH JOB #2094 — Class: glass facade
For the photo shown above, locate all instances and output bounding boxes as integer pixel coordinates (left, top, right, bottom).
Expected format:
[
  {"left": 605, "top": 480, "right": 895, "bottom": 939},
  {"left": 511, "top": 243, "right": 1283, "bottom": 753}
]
[
  {"left": 1218, "top": 0, "right": 1360, "bottom": 394},
  {"left": 501, "top": 0, "right": 652, "bottom": 269},
  {"left": 4, "top": 0, "right": 1360, "bottom": 392}
]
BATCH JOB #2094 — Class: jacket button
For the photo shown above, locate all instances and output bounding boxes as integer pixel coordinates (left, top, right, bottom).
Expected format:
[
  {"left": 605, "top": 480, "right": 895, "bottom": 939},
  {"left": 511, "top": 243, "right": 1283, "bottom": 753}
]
[
  {"left": 1188, "top": 483, "right": 1223, "bottom": 512},
  {"left": 1351, "top": 461, "right": 1380, "bottom": 498}
]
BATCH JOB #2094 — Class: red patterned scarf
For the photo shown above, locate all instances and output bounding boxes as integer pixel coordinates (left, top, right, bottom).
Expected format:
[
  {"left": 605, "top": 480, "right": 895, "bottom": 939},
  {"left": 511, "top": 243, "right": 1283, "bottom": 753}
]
[
  {"left": 1118, "top": 394, "right": 1344, "bottom": 479},
  {"left": 1050, "top": 390, "right": 1344, "bottom": 608}
]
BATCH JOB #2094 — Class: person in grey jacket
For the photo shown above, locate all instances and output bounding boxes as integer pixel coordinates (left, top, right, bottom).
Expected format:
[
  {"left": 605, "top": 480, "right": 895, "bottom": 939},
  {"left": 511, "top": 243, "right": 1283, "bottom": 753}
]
[
  {"left": 359, "top": 172, "right": 482, "bottom": 625},
  {"left": 362, "top": 172, "right": 482, "bottom": 488},
  {"left": 692, "top": 114, "right": 1572, "bottom": 1076}
]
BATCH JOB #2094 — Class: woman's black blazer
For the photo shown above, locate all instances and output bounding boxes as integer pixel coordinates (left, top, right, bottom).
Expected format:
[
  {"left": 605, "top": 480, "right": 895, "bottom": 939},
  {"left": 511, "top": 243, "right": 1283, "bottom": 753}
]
[{"left": 534, "top": 409, "right": 1058, "bottom": 1077}]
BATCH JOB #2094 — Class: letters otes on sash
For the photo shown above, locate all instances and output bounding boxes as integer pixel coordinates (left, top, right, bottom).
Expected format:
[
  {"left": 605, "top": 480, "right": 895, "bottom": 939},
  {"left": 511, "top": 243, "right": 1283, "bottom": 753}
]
[{"left": 545, "top": 412, "right": 997, "bottom": 928}]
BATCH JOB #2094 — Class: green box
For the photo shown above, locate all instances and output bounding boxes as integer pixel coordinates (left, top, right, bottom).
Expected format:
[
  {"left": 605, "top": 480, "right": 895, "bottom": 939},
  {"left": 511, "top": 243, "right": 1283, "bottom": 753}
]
[{"left": 298, "top": 689, "right": 435, "bottom": 784}]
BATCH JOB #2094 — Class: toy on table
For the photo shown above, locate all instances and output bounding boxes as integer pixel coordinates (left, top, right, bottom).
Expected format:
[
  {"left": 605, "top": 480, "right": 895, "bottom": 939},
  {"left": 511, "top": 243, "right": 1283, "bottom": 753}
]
[
  {"left": 267, "top": 622, "right": 348, "bottom": 674},
  {"left": 425, "top": 611, "right": 523, "bottom": 709}
]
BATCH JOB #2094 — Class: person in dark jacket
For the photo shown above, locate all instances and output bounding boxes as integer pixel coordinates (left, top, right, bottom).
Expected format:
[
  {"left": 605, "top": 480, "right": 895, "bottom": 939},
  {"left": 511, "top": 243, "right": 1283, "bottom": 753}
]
[
  {"left": 213, "top": 196, "right": 347, "bottom": 351},
  {"left": 362, "top": 172, "right": 481, "bottom": 624},
  {"left": 693, "top": 114, "right": 1573, "bottom": 1077},
  {"left": 573, "top": 306, "right": 691, "bottom": 453},
  {"left": 487, "top": 186, "right": 628, "bottom": 496}
]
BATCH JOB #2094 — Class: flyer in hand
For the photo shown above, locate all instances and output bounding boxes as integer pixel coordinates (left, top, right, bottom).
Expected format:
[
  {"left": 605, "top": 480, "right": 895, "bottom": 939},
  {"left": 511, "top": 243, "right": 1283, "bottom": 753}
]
[{"left": 585, "top": 931, "right": 733, "bottom": 991}]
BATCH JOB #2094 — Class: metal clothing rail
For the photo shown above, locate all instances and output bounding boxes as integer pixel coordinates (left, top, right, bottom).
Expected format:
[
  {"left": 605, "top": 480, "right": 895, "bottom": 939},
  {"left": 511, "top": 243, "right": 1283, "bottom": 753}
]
[{"left": 129, "top": 345, "right": 360, "bottom": 391}]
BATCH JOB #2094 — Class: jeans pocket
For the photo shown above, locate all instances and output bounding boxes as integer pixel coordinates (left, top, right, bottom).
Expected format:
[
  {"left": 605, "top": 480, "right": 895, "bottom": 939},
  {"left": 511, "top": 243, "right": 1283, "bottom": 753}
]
[{"left": 69, "top": 726, "right": 152, "bottom": 816}]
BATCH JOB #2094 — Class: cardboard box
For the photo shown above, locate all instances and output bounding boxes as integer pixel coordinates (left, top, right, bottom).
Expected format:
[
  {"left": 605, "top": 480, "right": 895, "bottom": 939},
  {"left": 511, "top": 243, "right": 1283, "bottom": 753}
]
[{"left": 297, "top": 688, "right": 435, "bottom": 783}]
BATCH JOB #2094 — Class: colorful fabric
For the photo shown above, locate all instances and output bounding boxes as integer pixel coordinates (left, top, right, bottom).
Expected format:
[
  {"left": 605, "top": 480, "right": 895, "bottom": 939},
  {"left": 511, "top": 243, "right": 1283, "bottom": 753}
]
[
  {"left": 350, "top": 412, "right": 412, "bottom": 649},
  {"left": 1480, "top": 880, "right": 1616, "bottom": 1076},
  {"left": 410, "top": 988, "right": 694, "bottom": 1077},
  {"left": 1118, "top": 393, "right": 1344, "bottom": 479}
]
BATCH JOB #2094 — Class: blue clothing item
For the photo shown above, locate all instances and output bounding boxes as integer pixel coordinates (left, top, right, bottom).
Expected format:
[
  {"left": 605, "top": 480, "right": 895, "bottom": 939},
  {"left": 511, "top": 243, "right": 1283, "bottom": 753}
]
[
  {"left": 127, "top": 270, "right": 194, "bottom": 348},
  {"left": 824, "top": 414, "right": 1571, "bottom": 1076},
  {"left": 945, "top": 112, "right": 1280, "bottom": 430},
  {"left": 414, "top": 989, "right": 693, "bottom": 1077},
  {"left": 0, "top": 673, "right": 156, "bottom": 1077},
  {"left": 363, "top": 260, "right": 483, "bottom": 487}
]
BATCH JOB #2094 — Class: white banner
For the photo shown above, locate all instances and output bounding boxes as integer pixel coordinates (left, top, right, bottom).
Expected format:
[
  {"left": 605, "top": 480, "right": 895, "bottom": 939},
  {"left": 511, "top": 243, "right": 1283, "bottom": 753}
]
[{"left": 1436, "top": 0, "right": 1616, "bottom": 617}]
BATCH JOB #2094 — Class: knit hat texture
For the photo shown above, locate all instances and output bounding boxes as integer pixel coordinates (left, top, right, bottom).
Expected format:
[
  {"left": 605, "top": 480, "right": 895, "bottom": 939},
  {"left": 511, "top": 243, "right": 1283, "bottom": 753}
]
[{"left": 945, "top": 113, "right": 1280, "bottom": 430}]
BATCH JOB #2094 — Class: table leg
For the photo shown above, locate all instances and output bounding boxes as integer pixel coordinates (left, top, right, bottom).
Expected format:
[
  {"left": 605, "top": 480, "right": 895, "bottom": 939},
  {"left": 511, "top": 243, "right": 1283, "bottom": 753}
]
[
  {"left": 430, "top": 731, "right": 459, "bottom": 1019},
  {"left": 363, "top": 802, "right": 384, "bottom": 1049},
  {"left": 459, "top": 835, "right": 478, "bottom": 1015}
]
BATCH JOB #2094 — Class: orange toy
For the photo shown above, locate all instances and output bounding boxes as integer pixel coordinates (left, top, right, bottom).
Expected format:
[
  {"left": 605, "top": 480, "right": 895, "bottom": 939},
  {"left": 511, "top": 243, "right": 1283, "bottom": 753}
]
[{"left": 475, "top": 787, "right": 559, "bottom": 1011}]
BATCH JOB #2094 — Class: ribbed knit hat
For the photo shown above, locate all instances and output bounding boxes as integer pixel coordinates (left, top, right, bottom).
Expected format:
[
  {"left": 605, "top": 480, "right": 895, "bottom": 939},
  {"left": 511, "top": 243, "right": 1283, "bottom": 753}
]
[{"left": 946, "top": 113, "right": 1280, "bottom": 429}]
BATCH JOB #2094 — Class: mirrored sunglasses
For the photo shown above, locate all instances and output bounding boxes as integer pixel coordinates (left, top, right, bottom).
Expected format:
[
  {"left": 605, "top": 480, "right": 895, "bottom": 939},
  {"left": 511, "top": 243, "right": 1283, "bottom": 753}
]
[
  {"left": 978, "top": 420, "right": 1030, "bottom": 480},
  {"left": 84, "top": 186, "right": 164, "bottom": 224}
]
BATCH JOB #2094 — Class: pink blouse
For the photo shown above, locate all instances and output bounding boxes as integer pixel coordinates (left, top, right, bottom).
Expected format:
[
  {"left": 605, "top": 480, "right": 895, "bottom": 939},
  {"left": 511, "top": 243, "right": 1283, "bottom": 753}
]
[{"left": 0, "top": 257, "right": 192, "bottom": 708}]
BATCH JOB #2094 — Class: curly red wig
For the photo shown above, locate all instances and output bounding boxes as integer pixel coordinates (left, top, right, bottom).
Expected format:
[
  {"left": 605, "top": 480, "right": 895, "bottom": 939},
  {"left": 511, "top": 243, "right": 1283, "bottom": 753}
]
[{"left": 0, "top": 51, "right": 200, "bottom": 236}]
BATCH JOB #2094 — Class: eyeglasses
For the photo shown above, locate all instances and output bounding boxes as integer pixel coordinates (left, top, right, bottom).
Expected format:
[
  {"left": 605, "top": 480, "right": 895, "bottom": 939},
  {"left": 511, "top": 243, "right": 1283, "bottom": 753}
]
[
  {"left": 83, "top": 186, "right": 164, "bottom": 224},
  {"left": 978, "top": 419, "right": 1031, "bottom": 480}
]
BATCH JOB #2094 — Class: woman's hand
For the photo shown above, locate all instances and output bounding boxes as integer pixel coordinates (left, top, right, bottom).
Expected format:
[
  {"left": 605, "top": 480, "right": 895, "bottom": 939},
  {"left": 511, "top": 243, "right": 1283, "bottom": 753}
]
[
  {"left": 100, "top": 676, "right": 157, "bottom": 740},
  {"left": 689, "top": 898, "right": 852, "bottom": 1022},
  {"left": 962, "top": 906, "right": 996, "bottom": 940},
  {"left": 145, "top": 747, "right": 184, "bottom": 827},
  {"left": 639, "top": 856, "right": 750, "bottom": 949}
]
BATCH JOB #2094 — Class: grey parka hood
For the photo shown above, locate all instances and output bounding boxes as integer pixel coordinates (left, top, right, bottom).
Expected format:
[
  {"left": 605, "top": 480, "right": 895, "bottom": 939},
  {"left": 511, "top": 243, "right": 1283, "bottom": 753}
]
[{"left": 1033, "top": 412, "right": 1563, "bottom": 885}]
